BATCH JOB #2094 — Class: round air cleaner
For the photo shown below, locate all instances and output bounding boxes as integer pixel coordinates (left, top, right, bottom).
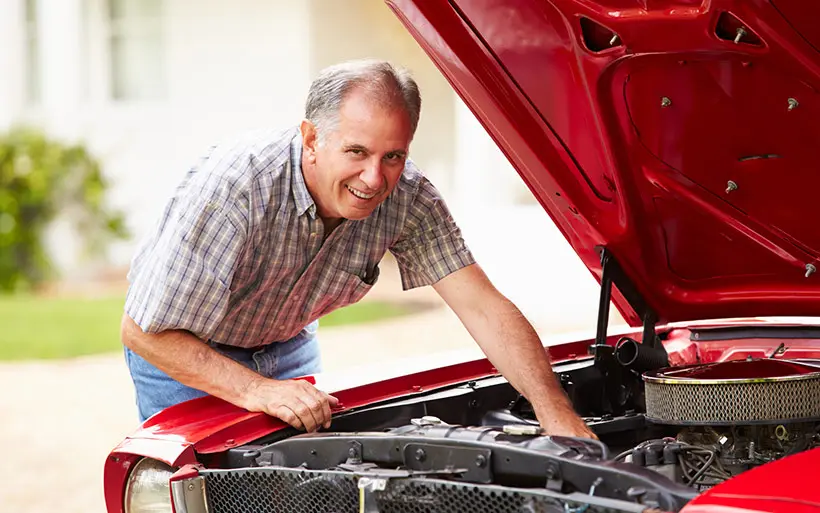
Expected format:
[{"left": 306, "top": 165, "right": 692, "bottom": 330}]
[{"left": 643, "top": 359, "right": 820, "bottom": 425}]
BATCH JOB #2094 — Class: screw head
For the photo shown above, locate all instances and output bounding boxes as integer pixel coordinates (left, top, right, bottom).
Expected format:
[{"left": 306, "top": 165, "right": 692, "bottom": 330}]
[
  {"left": 475, "top": 455, "right": 487, "bottom": 468},
  {"left": 187, "top": 483, "right": 195, "bottom": 491},
  {"left": 726, "top": 180, "right": 738, "bottom": 193},
  {"left": 734, "top": 27, "right": 747, "bottom": 44},
  {"left": 415, "top": 448, "right": 426, "bottom": 462},
  {"left": 661, "top": 97, "right": 672, "bottom": 108},
  {"left": 806, "top": 264, "right": 816, "bottom": 278},
  {"left": 788, "top": 98, "right": 799, "bottom": 111}
]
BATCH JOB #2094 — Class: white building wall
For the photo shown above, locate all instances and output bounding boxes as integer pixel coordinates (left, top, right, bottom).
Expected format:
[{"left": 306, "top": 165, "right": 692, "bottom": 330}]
[
  {"left": 16, "top": 0, "right": 314, "bottom": 274},
  {"left": 0, "top": 0, "right": 26, "bottom": 130}
]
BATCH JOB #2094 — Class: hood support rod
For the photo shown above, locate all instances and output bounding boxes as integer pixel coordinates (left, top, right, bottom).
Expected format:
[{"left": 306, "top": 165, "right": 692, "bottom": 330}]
[{"left": 594, "top": 248, "right": 659, "bottom": 353}]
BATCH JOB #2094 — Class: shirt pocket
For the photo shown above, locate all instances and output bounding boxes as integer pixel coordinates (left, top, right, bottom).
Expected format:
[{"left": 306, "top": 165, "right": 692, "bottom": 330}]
[{"left": 314, "top": 266, "right": 380, "bottom": 319}]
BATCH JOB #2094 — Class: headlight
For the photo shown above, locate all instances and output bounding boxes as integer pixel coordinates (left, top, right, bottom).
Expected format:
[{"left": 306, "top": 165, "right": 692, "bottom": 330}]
[{"left": 124, "top": 458, "right": 175, "bottom": 513}]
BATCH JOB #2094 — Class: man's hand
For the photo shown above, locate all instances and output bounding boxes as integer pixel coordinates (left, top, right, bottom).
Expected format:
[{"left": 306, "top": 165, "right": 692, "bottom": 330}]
[
  {"left": 536, "top": 406, "right": 598, "bottom": 439},
  {"left": 243, "top": 377, "right": 339, "bottom": 432}
]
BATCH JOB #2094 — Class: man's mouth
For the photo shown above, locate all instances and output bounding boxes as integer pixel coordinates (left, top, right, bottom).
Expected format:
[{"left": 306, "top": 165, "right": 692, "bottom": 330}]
[{"left": 345, "top": 184, "right": 377, "bottom": 200}]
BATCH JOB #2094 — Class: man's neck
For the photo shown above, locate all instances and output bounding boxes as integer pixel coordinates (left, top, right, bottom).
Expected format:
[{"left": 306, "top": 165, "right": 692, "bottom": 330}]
[{"left": 321, "top": 217, "right": 344, "bottom": 238}]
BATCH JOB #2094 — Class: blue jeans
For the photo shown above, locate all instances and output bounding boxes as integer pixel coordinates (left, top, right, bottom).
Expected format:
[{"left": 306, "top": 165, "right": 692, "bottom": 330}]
[{"left": 124, "top": 321, "right": 321, "bottom": 422}]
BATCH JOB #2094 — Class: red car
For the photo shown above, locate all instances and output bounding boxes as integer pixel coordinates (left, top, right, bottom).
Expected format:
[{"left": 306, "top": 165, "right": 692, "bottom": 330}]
[{"left": 104, "top": 1, "right": 820, "bottom": 512}]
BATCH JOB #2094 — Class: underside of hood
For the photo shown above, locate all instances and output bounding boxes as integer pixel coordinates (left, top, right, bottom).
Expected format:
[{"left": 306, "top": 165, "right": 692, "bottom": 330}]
[{"left": 386, "top": 0, "right": 820, "bottom": 326}]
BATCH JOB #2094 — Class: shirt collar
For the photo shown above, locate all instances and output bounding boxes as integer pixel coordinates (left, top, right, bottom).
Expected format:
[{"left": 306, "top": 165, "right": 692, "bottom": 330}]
[{"left": 290, "top": 130, "right": 317, "bottom": 218}]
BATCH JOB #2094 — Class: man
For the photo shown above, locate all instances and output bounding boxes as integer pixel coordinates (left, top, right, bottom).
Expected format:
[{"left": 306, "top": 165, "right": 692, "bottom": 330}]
[{"left": 121, "top": 59, "right": 595, "bottom": 439}]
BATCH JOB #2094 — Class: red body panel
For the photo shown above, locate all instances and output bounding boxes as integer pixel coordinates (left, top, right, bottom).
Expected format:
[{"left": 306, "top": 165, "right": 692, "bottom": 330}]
[
  {"left": 681, "top": 447, "right": 820, "bottom": 512},
  {"left": 385, "top": 0, "right": 820, "bottom": 326}
]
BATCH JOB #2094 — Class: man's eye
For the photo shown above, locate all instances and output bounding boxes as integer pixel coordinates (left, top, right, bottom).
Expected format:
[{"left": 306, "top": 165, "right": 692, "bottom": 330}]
[
  {"left": 385, "top": 153, "right": 403, "bottom": 161},
  {"left": 347, "top": 148, "right": 364, "bottom": 155}
]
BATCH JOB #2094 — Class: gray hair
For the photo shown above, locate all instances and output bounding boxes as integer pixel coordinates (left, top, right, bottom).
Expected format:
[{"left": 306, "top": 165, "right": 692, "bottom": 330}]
[{"left": 305, "top": 60, "right": 421, "bottom": 143}]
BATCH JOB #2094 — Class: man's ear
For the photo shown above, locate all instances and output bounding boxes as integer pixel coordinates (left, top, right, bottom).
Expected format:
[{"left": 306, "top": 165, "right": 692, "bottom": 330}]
[{"left": 300, "top": 120, "right": 318, "bottom": 163}]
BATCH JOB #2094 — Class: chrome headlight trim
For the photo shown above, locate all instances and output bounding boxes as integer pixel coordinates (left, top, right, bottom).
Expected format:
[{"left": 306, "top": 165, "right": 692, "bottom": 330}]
[{"left": 171, "top": 476, "right": 209, "bottom": 513}]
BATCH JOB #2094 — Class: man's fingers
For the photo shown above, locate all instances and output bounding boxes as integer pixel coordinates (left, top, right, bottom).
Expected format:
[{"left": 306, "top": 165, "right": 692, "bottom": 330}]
[
  {"left": 293, "top": 398, "right": 320, "bottom": 432},
  {"left": 274, "top": 405, "right": 305, "bottom": 431},
  {"left": 304, "top": 390, "right": 332, "bottom": 429},
  {"left": 326, "top": 393, "right": 340, "bottom": 407}
]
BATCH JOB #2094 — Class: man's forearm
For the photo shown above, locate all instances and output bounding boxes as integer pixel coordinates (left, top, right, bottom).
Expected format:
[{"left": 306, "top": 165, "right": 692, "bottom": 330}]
[
  {"left": 453, "top": 295, "right": 576, "bottom": 420},
  {"left": 120, "top": 314, "right": 262, "bottom": 409}
]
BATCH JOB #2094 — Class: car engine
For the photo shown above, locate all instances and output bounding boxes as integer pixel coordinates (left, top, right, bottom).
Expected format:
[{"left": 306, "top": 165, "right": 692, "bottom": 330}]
[
  {"left": 207, "top": 353, "right": 820, "bottom": 512},
  {"left": 618, "top": 357, "right": 820, "bottom": 490}
]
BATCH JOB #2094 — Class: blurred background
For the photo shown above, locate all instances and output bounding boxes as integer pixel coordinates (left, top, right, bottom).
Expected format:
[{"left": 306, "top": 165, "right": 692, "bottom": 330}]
[{"left": 0, "top": 1, "right": 624, "bottom": 512}]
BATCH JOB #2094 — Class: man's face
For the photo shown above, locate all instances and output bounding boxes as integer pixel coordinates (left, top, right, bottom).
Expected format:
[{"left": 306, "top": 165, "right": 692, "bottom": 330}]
[{"left": 301, "top": 88, "right": 412, "bottom": 221}]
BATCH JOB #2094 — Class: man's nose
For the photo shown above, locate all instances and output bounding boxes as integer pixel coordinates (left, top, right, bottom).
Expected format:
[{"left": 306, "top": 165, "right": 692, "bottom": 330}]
[{"left": 359, "top": 160, "right": 384, "bottom": 191}]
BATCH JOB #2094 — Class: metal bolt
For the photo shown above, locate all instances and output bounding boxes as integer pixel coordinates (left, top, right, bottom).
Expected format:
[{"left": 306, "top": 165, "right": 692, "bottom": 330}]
[
  {"left": 806, "top": 264, "right": 816, "bottom": 278},
  {"left": 788, "top": 98, "right": 799, "bottom": 111},
  {"left": 610, "top": 34, "right": 620, "bottom": 46},
  {"left": 661, "top": 96, "right": 672, "bottom": 108},
  {"left": 415, "top": 448, "right": 426, "bottom": 462},
  {"left": 475, "top": 455, "right": 487, "bottom": 468},
  {"left": 348, "top": 448, "right": 357, "bottom": 458},
  {"left": 726, "top": 180, "right": 738, "bottom": 193},
  {"left": 627, "top": 486, "right": 647, "bottom": 500},
  {"left": 734, "top": 27, "right": 747, "bottom": 44},
  {"left": 188, "top": 483, "right": 195, "bottom": 491}
]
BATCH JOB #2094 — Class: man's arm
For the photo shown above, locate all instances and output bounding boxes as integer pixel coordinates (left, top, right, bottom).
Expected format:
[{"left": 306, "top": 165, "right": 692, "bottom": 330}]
[
  {"left": 121, "top": 314, "right": 338, "bottom": 432},
  {"left": 432, "top": 264, "right": 596, "bottom": 438}
]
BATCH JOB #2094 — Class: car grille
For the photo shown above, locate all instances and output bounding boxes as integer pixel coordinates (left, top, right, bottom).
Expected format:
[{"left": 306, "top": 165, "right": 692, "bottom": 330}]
[{"left": 201, "top": 467, "right": 605, "bottom": 513}]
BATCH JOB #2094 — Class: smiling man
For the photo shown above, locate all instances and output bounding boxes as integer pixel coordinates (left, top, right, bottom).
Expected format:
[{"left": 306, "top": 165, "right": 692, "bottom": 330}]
[{"left": 121, "top": 60, "right": 595, "bottom": 439}]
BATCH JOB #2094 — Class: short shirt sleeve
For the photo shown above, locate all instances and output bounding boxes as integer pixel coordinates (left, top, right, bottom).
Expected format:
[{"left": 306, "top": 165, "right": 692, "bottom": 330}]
[
  {"left": 124, "top": 164, "right": 249, "bottom": 340},
  {"left": 389, "top": 176, "right": 476, "bottom": 289}
]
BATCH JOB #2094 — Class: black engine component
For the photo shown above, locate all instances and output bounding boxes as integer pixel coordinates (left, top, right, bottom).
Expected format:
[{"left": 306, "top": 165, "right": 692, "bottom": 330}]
[
  {"left": 247, "top": 419, "right": 697, "bottom": 511},
  {"left": 615, "top": 337, "right": 669, "bottom": 373}
]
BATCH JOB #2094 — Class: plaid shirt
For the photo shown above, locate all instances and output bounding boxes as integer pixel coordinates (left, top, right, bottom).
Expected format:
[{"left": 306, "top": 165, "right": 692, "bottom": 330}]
[{"left": 125, "top": 126, "right": 475, "bottom": 348}]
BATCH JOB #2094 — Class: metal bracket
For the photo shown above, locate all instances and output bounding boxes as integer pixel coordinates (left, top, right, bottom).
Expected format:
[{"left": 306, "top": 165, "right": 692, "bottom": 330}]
[
  {"left": 358, "top": 477, "right": 388, "bottom": 513},
  {"left": 594, "top": 248, "right": 659, "bottom": 352},
  {"left": 403, "top": 443, "right": 491, "bottom": 483},
  {"left": 170, "top": 476, "right": 208, "bottom": 513}
]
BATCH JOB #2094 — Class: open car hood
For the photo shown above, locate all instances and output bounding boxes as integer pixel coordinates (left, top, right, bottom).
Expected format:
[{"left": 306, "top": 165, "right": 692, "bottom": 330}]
[{"left": 386, "top": 0, "right": 820, "bottom": 326}]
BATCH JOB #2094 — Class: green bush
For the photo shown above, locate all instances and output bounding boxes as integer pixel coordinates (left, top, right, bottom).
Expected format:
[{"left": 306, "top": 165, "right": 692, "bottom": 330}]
[{"left": 0, "top": 127, "right": 127, "bottom": 292}]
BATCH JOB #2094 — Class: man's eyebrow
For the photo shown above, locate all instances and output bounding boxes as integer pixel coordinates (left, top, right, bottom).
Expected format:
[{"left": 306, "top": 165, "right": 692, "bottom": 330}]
[{"left": 342, "top": 143, "right": 407, "bottom": 157}]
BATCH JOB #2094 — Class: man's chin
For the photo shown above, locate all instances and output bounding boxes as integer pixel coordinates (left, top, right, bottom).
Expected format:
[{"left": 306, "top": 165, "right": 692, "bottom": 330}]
[{"left": 341, "top": 205, "right": 377, "bottom": 221}]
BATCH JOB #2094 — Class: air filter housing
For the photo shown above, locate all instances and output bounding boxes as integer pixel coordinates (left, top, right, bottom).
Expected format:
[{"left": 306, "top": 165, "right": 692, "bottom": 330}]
[{"left": 643, "top": 359, "right": 820, "bottom": 425}]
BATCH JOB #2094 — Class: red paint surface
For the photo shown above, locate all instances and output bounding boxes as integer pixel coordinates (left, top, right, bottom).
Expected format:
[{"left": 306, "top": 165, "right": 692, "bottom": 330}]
[
  {"left": 386, "top": 0, "right": 820, "bottom": 325},
  {"left": 648, "top": 358, "right": 820, "bottom": 380},
  {"left": 681, "top": 448, "right": 820, "bottom": 512}
]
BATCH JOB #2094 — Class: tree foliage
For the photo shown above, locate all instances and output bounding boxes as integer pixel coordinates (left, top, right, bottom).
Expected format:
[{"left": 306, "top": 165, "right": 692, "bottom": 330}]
[{"left": 0, "top": 127, "right": 128, "bottom": 292}]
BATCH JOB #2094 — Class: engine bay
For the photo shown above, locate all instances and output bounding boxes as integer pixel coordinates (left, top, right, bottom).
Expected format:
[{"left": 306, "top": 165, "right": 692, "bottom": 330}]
[{"left": 204, "top": 340, "right": 820, "bottom": 512}]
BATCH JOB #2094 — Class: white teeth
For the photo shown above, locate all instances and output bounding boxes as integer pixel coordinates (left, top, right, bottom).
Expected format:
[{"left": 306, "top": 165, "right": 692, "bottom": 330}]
[{"left": 346, "top": 185, "right": 376, "bottom": 200}]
